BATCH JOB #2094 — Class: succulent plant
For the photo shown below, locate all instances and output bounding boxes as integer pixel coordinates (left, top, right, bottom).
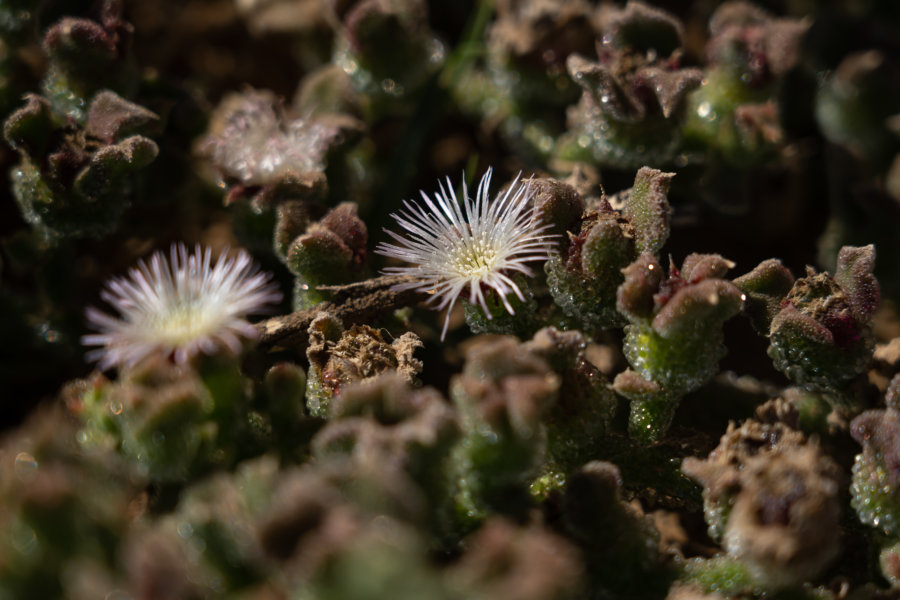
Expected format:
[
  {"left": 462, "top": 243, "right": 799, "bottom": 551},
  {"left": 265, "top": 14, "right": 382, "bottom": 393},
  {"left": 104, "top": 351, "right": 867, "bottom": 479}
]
[
  {"left": 311, "top": 373, "right": 460, "bottom": 542},
  {"left": 452, "top": 0, "right": 597, "bottom": 161},
  {"left": 523, "top": 327, "right": 616, "bottom": 487},
  {"left": 332, "top": 0, "right": 445, "bottom": 118},
  {"left": 738, "top": 245, "right": 880, "bottom": 403},
  {"left": 286, "top": 202, "right": 369, "bottom": 310},
  {"left": 682, "top": 2, "right": 808, "bottom": 166},
  {"left": 4, "top": 91, "right": 158, "bottom": 242},
  {"left": 448, "top": 517, "right": 584, "bottom": 600},
  {"left": 0, "top": 403, "right": 144, "bottom": 599},
  {"left": 75, "top": 354, "right": 255, "bottom": 482},
  {"left": 880, "top": 539, "right": 900, "bottom": 590},
  {"left": 613, "top": 252, "right": 744, "bottom": 442},
  {"left": 449, "top": 327, "right": 616, "bottom": 515},
  {"left": 254, "top": 360, "right": 319, "bottom": 459},
  {"left": 545, "top": 166, "right": 672, "bottom": 332},
  {"left": 814, "top": 51, "right": 900, "bottom": 303},
  {"left": 486, "top": 0, "right": 594, "bottom": 109},
  {"left": 850, "top": 375, "right": 900, "bottom": 540},
  {"left": 561, "top": 461, "right": 671, "bottom": 598},
  {"left": 731, "top": 257, "right": 795, "bottom": 335},
  {"left": 449, "top": 335, "right": 559, "bottom": 522},
  {"left": 558, "top": 1, "right": 702, "bottom": 167},
  {"left": 40, "top": 0, "right": 139, "bottom": 122},
  {"left": 816, "top": 51, "right": 900, "bottom": 173},
  {"left": 684, "top": 419, "right": 841, "bottom": 590},
  {"left": 2, "top": 0, "right": 899, "bottom": 597}
]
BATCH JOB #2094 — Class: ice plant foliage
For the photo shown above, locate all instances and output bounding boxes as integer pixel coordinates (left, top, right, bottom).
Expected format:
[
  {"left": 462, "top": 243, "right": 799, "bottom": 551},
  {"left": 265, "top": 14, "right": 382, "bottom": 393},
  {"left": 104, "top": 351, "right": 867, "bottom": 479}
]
[
  {"left": 376, "top": 168, "right": 556, "bottom": 339},
  {"left": 83, "top": 244, "right": 281, "bottom": 370}
]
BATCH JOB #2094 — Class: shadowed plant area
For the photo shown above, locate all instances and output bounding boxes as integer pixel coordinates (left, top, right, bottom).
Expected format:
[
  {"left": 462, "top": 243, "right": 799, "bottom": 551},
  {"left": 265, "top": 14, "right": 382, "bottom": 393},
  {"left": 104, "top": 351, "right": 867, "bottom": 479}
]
[{"left": 2, "top": 0, "right": 900, "bottom": 598}]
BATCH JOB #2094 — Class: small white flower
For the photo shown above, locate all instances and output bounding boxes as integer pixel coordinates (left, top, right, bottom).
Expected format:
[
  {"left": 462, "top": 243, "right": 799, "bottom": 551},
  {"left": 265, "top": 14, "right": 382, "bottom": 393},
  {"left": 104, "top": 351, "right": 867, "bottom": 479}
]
[
  {"left": 83, "top": 244, "right": 282, "bottom": 370},
  {"left": 375, "top": 168, "right": 556, "bottom": 340}
]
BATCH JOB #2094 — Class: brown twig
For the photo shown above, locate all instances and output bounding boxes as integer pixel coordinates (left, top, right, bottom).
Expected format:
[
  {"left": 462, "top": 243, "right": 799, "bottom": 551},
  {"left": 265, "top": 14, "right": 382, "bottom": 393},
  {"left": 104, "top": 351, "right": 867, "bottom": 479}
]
[{"left": 254, "top": 275, "right": 429, "bottom": 350}]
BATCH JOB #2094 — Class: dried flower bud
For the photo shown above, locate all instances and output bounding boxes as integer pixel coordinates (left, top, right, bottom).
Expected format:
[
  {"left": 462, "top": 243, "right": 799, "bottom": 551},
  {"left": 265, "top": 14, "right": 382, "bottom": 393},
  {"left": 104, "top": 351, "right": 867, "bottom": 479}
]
[
  {"left": 203, "top": 88, "right": 361, "bottom": 209},
  {"left": 305, "top": 313, "right": 422, "bottom": 417},
  {"left": 685, "top": 419, "right": 840, "bottom": 589}
]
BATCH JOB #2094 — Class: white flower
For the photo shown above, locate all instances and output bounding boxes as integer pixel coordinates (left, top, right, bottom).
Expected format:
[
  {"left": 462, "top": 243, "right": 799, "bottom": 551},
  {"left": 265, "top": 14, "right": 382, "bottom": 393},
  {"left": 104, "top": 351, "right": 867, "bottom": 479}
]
[
  {"left": 375, "top": 168, "right": 556, "bottom": 340},
  {"left": 83, "top": 244, "right": 282, "bottom": 370}
]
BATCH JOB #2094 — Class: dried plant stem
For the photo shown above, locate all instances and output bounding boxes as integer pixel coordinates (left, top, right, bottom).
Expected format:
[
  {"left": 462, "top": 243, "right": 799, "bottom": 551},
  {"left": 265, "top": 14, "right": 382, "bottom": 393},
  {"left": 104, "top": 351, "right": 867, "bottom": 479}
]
[{"left": 255, "top": 275, "right": 430, "bottom": 349}]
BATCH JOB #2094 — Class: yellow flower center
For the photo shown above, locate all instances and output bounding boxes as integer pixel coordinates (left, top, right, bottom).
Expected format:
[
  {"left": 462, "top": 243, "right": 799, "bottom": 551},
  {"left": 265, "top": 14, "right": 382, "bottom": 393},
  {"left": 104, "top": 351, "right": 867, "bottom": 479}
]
[
  {"left": 146, "top": 297, "right": 222, "bottom": 345},
  {"left": 448, "top": 238, "right": 498, "bottom": 279}
]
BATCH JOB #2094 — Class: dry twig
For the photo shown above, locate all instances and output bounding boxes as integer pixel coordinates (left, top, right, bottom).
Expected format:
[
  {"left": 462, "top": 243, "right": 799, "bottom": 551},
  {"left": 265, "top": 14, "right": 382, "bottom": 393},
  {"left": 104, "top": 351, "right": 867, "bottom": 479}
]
[{"left": 254, "top": 275, "right": 429, "bottom": 349}]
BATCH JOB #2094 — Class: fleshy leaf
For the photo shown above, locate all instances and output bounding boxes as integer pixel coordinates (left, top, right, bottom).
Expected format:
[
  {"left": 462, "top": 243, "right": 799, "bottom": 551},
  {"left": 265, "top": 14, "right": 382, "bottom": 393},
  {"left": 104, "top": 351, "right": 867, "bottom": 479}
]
[
  {"left": 617, "top": 252, "right": 663, "bottom": 321},
  {"left": 85, "top": 90, "right": 158, "bottom": 143},
  {"left": 528, "top": 178, "right": 585, "bottom": 246},
  {"left": 652, "top": 279, "right": 744, "bottom": 339},
  {"left": 681, "top": 253, "right": 736, "bottom": 283},
  {"left": 287, "top": 225, "right": 354, "bottom": 284},
  {"left": 622, "top": 167, "right": 673, "bottom": 255},
  {"left": 74, "top": 135, "right": 159, "bottom": 198},
  {"left": 733, "top": 258, "right": 795, "bottom": 333},
  {"left": 3, "top": 95, "right": 54, "bottom": 154},
  {"left": 604, "top": 0, "right": 683, "bottom": 56},
  {"left": 834, "top": 244, "right": 880, "bottom": 322}
]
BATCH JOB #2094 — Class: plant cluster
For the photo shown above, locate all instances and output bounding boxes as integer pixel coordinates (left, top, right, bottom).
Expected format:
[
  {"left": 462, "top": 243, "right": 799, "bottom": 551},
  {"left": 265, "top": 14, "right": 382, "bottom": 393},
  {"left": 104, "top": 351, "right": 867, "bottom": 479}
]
[{"left": 2, "top": 0, "right": 900, "bottom": 598}]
